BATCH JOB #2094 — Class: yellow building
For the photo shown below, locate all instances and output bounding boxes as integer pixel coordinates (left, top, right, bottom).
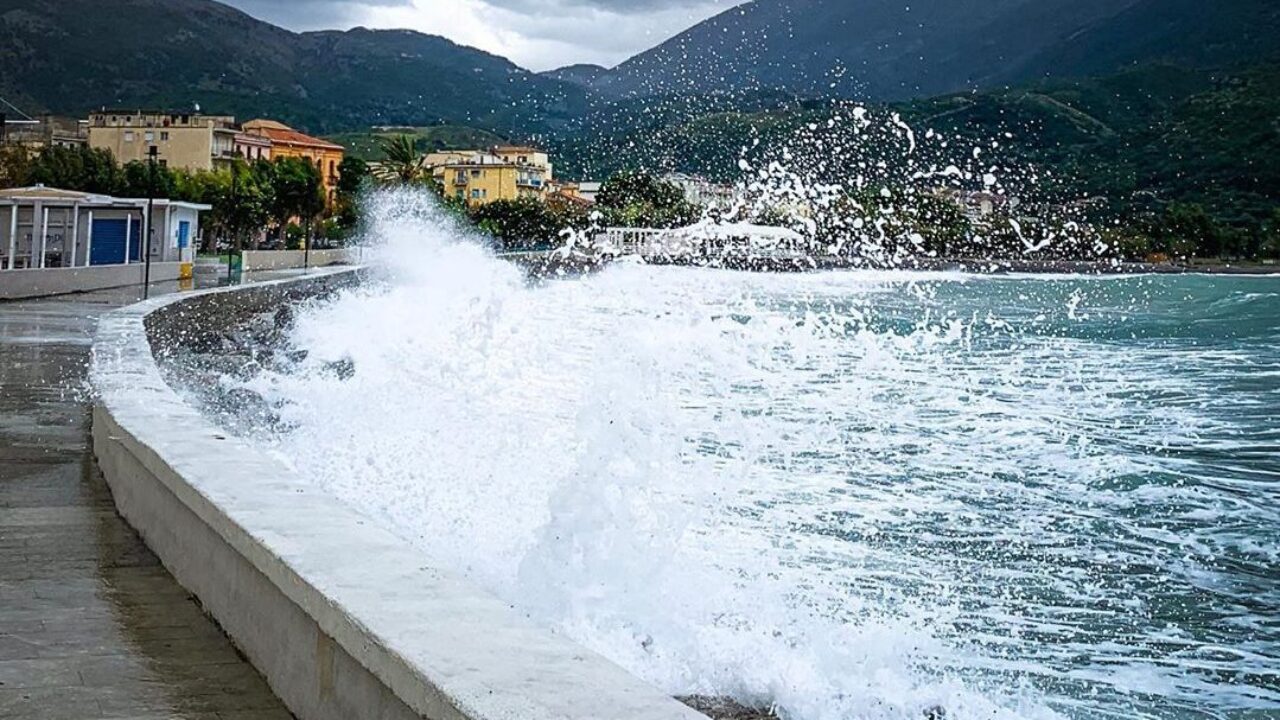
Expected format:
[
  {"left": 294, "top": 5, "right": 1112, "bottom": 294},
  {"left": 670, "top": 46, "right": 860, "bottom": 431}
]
[
  {"left": 241, "top": 120, "right": 345, "bottom": 206},
  {"left": 88, "top": 110, "right": 237, "bottom": 171},
  {"left": 424, "top": 147, "right": 552, "bottom": 207},
  {"left": 431, "top": 153, "right": 548, "bottom": 206}
]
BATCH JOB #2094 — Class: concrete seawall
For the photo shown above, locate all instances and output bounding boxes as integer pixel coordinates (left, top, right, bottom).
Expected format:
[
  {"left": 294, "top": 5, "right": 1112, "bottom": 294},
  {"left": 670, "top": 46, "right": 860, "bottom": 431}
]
[
  {"left": 90, "top": 270, "right": 705, "bottom": 720},
  {"left": 240, "top": 249, "right": 360, "bottom": 272},
  {"left": 0, "top": 262, "right": 184, "bottom": 301}
]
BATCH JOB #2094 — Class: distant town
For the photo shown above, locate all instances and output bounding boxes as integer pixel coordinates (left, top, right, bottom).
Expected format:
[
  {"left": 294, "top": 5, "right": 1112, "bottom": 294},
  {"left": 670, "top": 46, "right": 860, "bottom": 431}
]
[
  {"left": 0, "top": 108, "right": 755, "bottom": 277},
  {"left": 3, "top": 105, "right": 1271, "bottom": 288}
]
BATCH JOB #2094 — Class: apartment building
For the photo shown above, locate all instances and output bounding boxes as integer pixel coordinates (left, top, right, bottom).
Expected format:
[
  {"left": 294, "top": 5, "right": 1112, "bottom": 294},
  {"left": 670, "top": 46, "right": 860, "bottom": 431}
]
[
  {"left": 241, "top": 120, "right": 345, "bottom": 205},
  {"left": 87, "top": 110, "right": 237, "bottom": 171}
]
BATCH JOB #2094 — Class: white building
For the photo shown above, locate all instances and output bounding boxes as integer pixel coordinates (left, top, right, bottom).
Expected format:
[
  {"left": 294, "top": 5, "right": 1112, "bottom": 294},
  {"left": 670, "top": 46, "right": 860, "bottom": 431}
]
[
  {"left": 577, "top": 182, "right": 603, "bottom": 204},
  {"left": 0, "top": 185, "right": 208, "bottom": 270},
  {"left": 662, "top": 173, "right": 735, "bottom": 209}
]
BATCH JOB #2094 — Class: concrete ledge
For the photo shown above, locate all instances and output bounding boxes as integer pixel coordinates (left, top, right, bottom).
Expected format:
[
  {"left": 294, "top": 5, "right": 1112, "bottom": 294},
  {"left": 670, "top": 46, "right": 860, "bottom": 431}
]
[
  {"left": 91, "top": 270, "right": 703, "bottom": 720},
  {"left": 0, "top": 262, "right": 184, "bottom": 300},
  {"left": 241, "top": 249, "right": 360, "bottom": 272}
]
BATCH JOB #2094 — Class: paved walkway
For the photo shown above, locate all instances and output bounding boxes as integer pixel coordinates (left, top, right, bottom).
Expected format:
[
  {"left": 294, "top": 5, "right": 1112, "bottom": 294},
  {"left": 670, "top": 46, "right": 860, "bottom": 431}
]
[{"left": 0, "top": 284, "right": 292, "bottom": 720}]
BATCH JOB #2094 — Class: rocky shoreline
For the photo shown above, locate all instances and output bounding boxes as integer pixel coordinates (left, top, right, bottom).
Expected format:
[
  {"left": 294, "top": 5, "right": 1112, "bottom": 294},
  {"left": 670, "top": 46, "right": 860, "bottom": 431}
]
[{"left": 500, "top": 249, "right": 1280, "bottom": 277}]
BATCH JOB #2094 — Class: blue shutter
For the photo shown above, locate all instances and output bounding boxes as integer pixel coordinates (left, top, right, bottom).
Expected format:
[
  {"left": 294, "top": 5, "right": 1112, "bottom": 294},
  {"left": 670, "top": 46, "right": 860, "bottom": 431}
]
[{"left": 90, "top": 219, "right": 126, "bottom": 265}]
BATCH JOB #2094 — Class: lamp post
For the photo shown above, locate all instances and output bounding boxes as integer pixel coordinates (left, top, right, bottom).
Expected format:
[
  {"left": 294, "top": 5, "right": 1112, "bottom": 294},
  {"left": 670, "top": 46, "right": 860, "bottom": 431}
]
[
  {"left": 228, "top": 159, "right": 238, "bottom": 284},
  {"left": 143, "top": 144, "right": 157, "bottom": 299}
]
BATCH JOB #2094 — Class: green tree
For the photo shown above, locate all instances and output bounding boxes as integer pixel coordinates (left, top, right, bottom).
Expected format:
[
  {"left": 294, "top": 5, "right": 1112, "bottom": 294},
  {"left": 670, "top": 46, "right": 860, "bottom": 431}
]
[
  {"left": 174, "top": 162, "right": 271, "bottom": 253},
  {"left": 265, "top": 156, "right": 324, "bottom": 245},
  {"left": 27, "top": 145, "right": 122, "bottom": 194},
  {"left": 596, "top": 171, "right": 698, "bottom": 228},
  {"left": 1262, "top": 208, "right": 1280, "bottom": 260},
  {"left": 28, "top": 146, "right": 86, "bottom": 190},
  {"left": 334, "top": 155, "right": 370, "bottom": 233},
  {"left": 468, "top": 196, "right": 589, "bottom": 250},
  {"left": 1156, "top": 203, "right": 1223, "bottom": 258},
  {"left": 78, "top": 147, "right": 122, "bottom": 194},
  {"left": 0, "top": 145, "right": 31, "bottom": 188},
  {"left": 119, "top": 159, "right": 177, "bottom": 198}
]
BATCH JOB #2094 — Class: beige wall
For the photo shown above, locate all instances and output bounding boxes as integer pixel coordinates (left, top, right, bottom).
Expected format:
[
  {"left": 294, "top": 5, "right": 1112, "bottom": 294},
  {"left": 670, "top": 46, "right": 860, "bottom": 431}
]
[
  {"left": 90, "top": 125, "right": 215, "bottom": 171},
  {"left": 87, "top": 112, "right": 235, "bottom": 171},
  {"left": 494, "top": 148, "right": 553, "bottom": 180}
]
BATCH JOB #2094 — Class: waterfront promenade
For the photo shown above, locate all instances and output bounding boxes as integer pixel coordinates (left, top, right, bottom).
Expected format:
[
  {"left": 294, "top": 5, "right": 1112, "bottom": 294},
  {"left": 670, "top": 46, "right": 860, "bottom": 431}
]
[{"left": 0, "top": 285, "right": 291, "bottom": 719}]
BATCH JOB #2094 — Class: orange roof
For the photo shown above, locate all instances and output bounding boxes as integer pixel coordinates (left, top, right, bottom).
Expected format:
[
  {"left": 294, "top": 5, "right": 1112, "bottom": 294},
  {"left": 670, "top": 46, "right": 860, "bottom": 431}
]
[{"left": 241, "top": 119, "right": 343, "bottom": 151}]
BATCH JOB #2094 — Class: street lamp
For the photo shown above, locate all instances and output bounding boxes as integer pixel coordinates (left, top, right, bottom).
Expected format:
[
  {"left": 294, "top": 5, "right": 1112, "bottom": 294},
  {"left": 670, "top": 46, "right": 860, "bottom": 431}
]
[
  {"left": 143, "top": 144, "right": 157, "bottom": 299},
  {"left": 228, "top": 158, "right": 238, "bottom": 284}
]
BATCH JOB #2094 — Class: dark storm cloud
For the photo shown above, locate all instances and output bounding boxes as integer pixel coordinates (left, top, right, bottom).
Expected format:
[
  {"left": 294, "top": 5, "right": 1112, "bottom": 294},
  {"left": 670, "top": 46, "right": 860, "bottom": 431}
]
[
  {"left": 219, "top": 0, "right": 738, "bottom": 68},
  {"left": 224, "top": 0, "right": 414, "bottom": 30},
  {"left": 484, "top": 0, "right": 699, "bottom": 13},
  {"left": 227, "top": 0, "right": 689, "bottom": 26}
]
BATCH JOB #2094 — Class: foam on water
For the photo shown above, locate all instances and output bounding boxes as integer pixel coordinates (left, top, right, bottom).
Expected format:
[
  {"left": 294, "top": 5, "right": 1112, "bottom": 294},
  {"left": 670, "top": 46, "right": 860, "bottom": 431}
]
[{"left": 236, "top": 192, "right": 1279, "bottom": 720}]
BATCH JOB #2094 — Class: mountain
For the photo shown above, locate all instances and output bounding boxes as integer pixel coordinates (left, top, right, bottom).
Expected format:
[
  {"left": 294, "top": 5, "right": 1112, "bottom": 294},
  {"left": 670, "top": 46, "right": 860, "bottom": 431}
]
[
  {"left": 541, "top": 64, "right": 609, "bottom": 88},
  {"left": 587, "top": 0, "right": 1280, "bottom": 100},
  {"left": 0, "top": 0, "right": 588, "bottom": 134},
  {"left": 552, "top": 59, "right": 1280, "bottom": 243}
]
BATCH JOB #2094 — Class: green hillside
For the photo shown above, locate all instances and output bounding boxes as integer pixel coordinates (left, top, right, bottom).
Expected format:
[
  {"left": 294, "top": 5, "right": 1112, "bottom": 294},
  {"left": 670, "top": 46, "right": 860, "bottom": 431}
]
[
  {"left": 327, "top": 126, "right": 509, "bottom": 162},
  {"left": 550, "top": 61, "right": 1280, "bottom": 250},
  {"left": 0, "top": 0, "right": 587, "bottom": 135},
  {"left": 588, "top": 0, "right": 1280, "bottom": 100}
]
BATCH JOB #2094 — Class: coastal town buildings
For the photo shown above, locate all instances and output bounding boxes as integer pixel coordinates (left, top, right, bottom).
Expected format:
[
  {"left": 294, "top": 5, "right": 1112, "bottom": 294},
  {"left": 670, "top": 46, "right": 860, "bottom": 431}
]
[
  {"left": 233, "top": 131, "right": 273, "bottom": 162},
  {"left": 1, "top": 115, "right": 87, "bottom": 150},
  {"left": 426, "top": 148, "right": 552, "bottom": 207},
  {"left": 577, "top": 182, "right": 603, "bottom": 203},
  {"left": 663, "top": 172, "right": 735, "bottom": 209},
  {"left": 88, "top": 111, "right": 238, "bottom": 171},
  {"left": 492, "top": 145, "right": 553, "bottom": 180},
  {"left": 241, "top": 120, "right": 345, "bottom": 205}
]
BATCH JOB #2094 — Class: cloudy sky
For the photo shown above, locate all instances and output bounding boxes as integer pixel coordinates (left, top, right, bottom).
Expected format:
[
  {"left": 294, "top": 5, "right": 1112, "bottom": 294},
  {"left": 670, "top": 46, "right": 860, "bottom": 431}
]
[{"left": 220, "top": 0, "right": 741, "bottom": 71}]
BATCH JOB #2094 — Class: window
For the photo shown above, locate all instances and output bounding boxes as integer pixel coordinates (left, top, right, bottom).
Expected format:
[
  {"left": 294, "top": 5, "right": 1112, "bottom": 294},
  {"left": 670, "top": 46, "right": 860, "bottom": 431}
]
[
  {"left": 160, "top": 131, "right": 169, "bottom": 141},
  {"left": 144, "top": 131, "right": 154, "bottom": 142},
  {"left": 518, "top": 156, "right": 527, "bottom": 164},
  {"left": 124, "top": 131, "right": 135, "bottom": 142},
  {"left": 471, "top": 169, "right": 482, "bottom": 178},
  {"left": 158, "top": 159, "right": 168, "bottom": 168},
  {"left": 456, "top": 189, "right": 464, "bottom": 199}
]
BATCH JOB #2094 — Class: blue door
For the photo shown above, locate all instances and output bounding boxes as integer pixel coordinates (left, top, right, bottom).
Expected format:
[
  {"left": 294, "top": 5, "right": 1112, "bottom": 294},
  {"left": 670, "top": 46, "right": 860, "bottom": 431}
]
[
  {"left": 129, "top": 218, "right": 141, "bottom": 263},
  {"left": 89, "top": 219, "right": 141, "bottom": 266},
  {"left": 177, "top": 220, "right": 191, "bottom": 250}
]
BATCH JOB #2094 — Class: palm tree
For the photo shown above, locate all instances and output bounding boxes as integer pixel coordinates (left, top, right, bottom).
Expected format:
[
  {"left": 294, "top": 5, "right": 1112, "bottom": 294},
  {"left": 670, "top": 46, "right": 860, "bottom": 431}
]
[{"left": 373, "top": 135, "right": 427, "bottom": 185}]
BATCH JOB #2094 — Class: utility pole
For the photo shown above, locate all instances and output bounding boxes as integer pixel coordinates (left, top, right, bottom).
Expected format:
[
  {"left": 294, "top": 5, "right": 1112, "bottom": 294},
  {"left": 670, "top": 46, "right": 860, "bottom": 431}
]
[
  {"left": 228, "top": 160, "right": 238, "bottom": 284},
  {"left": 143, "top": 144, "right": 157, "bottom": 299}
]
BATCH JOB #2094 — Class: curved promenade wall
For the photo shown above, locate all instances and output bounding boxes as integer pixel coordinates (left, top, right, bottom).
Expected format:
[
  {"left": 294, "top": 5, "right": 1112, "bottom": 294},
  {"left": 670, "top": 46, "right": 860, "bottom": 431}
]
[{"left": 90, "top": 270, "right": 704, "bottom": 720}]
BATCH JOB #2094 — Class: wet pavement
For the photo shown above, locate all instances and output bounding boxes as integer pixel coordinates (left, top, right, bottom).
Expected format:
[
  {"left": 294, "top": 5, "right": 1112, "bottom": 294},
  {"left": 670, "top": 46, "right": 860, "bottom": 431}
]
[{"left": 0, "top": 283, "right": 293, "bottom": 719}]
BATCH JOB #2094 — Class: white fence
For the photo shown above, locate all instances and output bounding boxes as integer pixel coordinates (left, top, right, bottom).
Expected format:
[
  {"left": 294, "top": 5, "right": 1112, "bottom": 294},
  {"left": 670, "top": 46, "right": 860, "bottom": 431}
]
[{"left": 593, "top": 223, "right": 810, "bottom": 262}]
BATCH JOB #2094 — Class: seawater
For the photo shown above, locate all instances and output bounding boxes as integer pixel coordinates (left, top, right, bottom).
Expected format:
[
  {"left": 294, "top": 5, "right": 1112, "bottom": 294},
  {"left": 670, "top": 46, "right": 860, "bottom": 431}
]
[{"left": 237, "top": 198, "right": 1279, "bottom": 720}]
